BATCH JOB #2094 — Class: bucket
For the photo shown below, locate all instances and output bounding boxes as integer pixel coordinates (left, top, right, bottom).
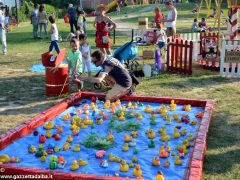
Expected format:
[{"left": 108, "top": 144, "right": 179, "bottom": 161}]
[
  {"left": 45, "top": 64, "right": 69, "bottom": 96},
  {"left": 138, "top": 18, "right": 148, "bottom": 29},
  {"left": 143, "top": 64, "right": 152, "bottom": 77}
]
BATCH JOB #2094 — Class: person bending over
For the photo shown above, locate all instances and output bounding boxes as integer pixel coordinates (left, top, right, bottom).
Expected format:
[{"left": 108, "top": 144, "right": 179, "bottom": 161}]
[{"left": 78, "top": 50, "right": 134, "bottom": 101}]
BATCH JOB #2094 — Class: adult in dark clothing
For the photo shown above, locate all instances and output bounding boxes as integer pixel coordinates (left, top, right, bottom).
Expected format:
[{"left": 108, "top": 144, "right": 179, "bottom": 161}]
[
  {"left": 67, "top": 4, "right": 77, "bottom": 33},
  {"left": 78, "top": 50, "right": 134, "bottom": 101}
]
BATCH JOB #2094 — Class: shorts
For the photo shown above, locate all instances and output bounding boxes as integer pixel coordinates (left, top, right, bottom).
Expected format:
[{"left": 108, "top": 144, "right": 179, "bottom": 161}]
[
  {"left": 166, "top": 27, "right": 176, "bottom": 37},
  {"left": 106, "top": 84, "right": 130, "bottom": 101}
]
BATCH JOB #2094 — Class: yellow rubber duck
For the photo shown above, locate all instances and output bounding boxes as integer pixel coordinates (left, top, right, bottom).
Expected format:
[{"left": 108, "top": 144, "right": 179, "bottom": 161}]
[
  {"left": 188, "top": 134, "right": 194, "bottom": 141},
  {"left": 79, "top": 122, "right": 88, "bottom": 129},
  {"left": 173, "top": 114, "right": 179, "bottom": 120},
  {"left": 170, "top": 100, "right": 177, "bottom": 111},
  {"left": 107, "top": 130, "right": 114, "bottom": 142},
  {"left": 54, "top": 147, "right": 60, "bottom": 153},
  {"left": 67, "top": 135, "right": 73, "bottom": 143},
  {"left": 129, "top": 163, "right": 134, "bottom": 168},
  {"left": 145, "top": 105, "right": 152, "bottom": 113},
  {"left": 190, "top": 120, "right": 197, "bottom": 125},
  {"left": 180, "top": 129, "right": 187, "bottom": 136},
  {"left": 84, "top": 110, "right": 89, "bottom": 114},
  {"left": 40, "top": 156, "right": 46, "bottom": 162},
  {"left": 128, "top": 102, "right": 132, "bottom": 108},
  {"left": 158, "top": 126, "right": 166, "bottom": 134},
  {"left": 133, "top": 164, "right": 142, "bottom": 178},
  {"left": 43, "top": 121, "right": 54, "bottom": 130},
  {"left": 73, "top": 144, "right": 80, "bottom": 152},
  {"left": 90, "top": 102, "right": 96, "bottom": 109},
  {"left": 119, "top": 112, "right": 125, "bottom": 121},
  {"left": 0, "top": 154, "right": 10, "bottom": 163},
  {"left": 115, "top": 99, "right": 121, "bottom": 106},
  {"left": 122, "top": 143, "right": 129, "bottom": 152},
  {"left": 72, "top": 115, "right": 81, "bottom": 122},
  {"left": 104, "top": 103, "right": 110, "bottom": 109},
  {"left": 137, "top": 113, "right": 142, "bottom": 120},
  {"left": 131, "top": 131, "right": 138, "bottom": 138},
  {"left": 108, "top": 153, "right": 115, "bottom": 162},
  {"left": 185, "top": 105, "right": 191, "bottom": 111},
  {"left": 156, "top": 171, "right": 165, "bottom": 180},
  {"left": 152, "top": 157, "right": 160, "bottom": 166},
  {"left": 38, "top": 144, "right": 44, "bottom": 149},
  {"left": 160, "top": 131, "right": 170, "bottom": 142},
  {"left": 166, "top": 146, "right": 171, "bottom": 153},
  {"left": 124, "top": 133, "right": 132, "bottom": 142},
  {"left": 115, "top": 156, "right": 121, "bottom": 163},
  {"left": 183, "top": 140, "right": 190, "bottom": 148},
  {"left": 84, "top": 116, "right": 93, "bottom": 125},
  {"left": 147, "top": 129, "right": 156, "bottom": 139},
  {"left": 173, "top": 128, "right": 180, "bottom": 138},
  {"left": 132, "top": 156, "right": 138, "bottom": 163},
  {"left": 78, "top": 158, "right": 88, "bottom": 166},
  {"left": 174, "top": 156, "right": 182, "bottom": 165},
  {"left": 62, "top": 113, "right": 71, "bottom": 120},
  {"left": 45, "top": 131, "right": 52, "bottom": 138},
  {"left": 70, "top": 160, "right": 79, "bottom": 171},
  {"left": 28, "top": 145, "right": 37, "bottom": 153},
  {"left": 120, "top": 160, "right": 129, "bottom": 172},
  {"left": 133, "top": 103, "right": 138, "bottom": 109},
  {"left": 62, "top": 142, "right": 71, "bottom": 151}
]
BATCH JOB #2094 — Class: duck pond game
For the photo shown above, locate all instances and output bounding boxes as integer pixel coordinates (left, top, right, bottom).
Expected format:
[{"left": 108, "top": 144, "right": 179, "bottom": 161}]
[{"left": 0, "top": 92, "right": 213, "bottom": 180}]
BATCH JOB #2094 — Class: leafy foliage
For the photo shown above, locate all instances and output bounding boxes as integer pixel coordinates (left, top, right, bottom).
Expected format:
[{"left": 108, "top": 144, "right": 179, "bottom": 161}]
[{"left": 109, "top": 118, "right": 141, "bottom": 132}]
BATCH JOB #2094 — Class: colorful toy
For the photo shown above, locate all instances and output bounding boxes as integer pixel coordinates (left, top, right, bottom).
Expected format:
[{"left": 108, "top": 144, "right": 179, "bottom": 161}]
[
  {"left": 43, "top": 121, "right": 54, "bottom": 130},
  {"left": 170, "top": 100, "right": 177, "bottom": 111},
  {"left": 131, "top": 131, "right": 138, "bottom": 138},
  {"left": 160, "top": 131, "right": 170, "bottom": 142},
  {"left": 54, "top": 146, "right": 60, "bottom": 153},
  {"left": 84, "top": 110, "right": 89, "bottom": 114},
  {"left": 46, "top": 144, "right": 54, "bottom": 154},
  {"left": 15, "top": 157, "right": 20, "bottom": 163},
  {"left": 148, "top": 139, "right": 155, "bottom": 148},
  {"left": 188, "top": 134, "right": 194, "bottom": 141},
  {"left": 171, "top": 151, "right": 176, "bottom": 156},
  {"left": 156, "top": 171, "right": 165, "bottom": 180},
  {"left": 95, "top": 150, "right": 106, "bottom": 158},
  {"left": 119, "top": 112, "right": 125, "bottom": 121},
  {"left": 152, "top": 157, "right": 160, "bottom": 166},
  {"left": 49, "top": 155, "right": 58, "bottom": 170},
  {"left": 53, "top": 133, "right": 61, "bottom": 141},
  {"left": 150, "top": 119, "right": 157, "bottom": 125},
  {"left": 172, "top": 114, "right": 179, "bottom": 120},
  {"left": 9, "top": 156, "right": 15, "bottom": 163},
  {"left": 173, "top": 128, "right": 180, "bottom": 138},
  {"left": 166, "top": 115, "right": 171, "bottom": 124},
  {"left": 147, "top": 129, "right": 156, "bottom": 139},
  {"left": 166, "top": 146, "right": 171, "bottom": 153},
  {"left": 39, "top": 134, "right": 46, "bottom": 143},
  {"left": 28, "top": 145, "right": 37, "bottom": 153},
  {"left": 62, "top": 142, "right": 71, "bottom": 151},
  {"left": 115, "top": 156, "right": 121, "bottom": 163},
  {"left": 33, "top": 130, "right": 38, "bottom": 136},
  {"left": 190, "top": 119, "right": 197, "bottom": 125},
  {"left": 163, "top": 161, "right": 170, "bottom": 167},
  {"left": 70, "top": 160, "right": 79, "bottom": 171},
  {"left": 73, "top": 144, "right": 80, "bottom": 152},
  {"left": 196, "top": 112, "right": 203, "bottom": 118},
  {"left": 45, "top": 131, "right": 52, "bottom": 138},
  {"left": 145, "top": 105, "right": 152, "bottom": 113},
  {"left": 137, "top": 113, "right": 142, "bottom": 120},
  {"left": 122, "top": 143, "right": 129, "bottom": 152},
  {"left": 96, "top": 117, "right": 103, "bottom": 124},
  {"left": 106, "top": 130, "right": 114, "bottom": 142},
  {"left": 124, "top": 133, "right": 132, "bottom": 142},
  {"left": 158, "top": 126, "right": 166, "bottom": 134},
  {"left": 133, "top": 148, "right": 138, "bottom": 154},
  {"left": 62, "top": 113, "right": 71, "bottom": 120},
  {"left": 58, "top": 156, "right": 67, "bottom": 168},
  {"left": 40, "top": 156, "right": 46, "bottom": 162},
  {"left": 133, "top": 164, "right": 142, "bottom": 178},
  {"left": 183, "top": 105, "right": 191, "bottom": 111},
  {"left": 129, "top": 139, "right": 136, "bottom": 147},
  {"left": 78, "top": 158, "right": 88, "bottom": 166},
  {"left": 132, "top": 156, "right": 138, "bottom": 163},
  {"left": 174, "top": 156, "right": 182, "bottom": 165},
  {"left": 180, "top": 129, "right": 187, "bottom": 136},
  {"left": 108, "top": 153, "right": 115, "bottom": 162},
  {"left": 84, "top": 116, "right": 93, "bottom": 125},
  {"left": 183, "top": 139, "right": 190, "bottom": 148},
  {"left": 159, "top": 147, "right": 169, "bottom": 158},
  {"left": 66, "top": 135, "right": 73, "bottom": 143},
  {"left": 100, "top": 160, "right": 108, "bottom": 168},
  {"left": 150, "top": 113, "right": 156, "bottom": 120},
  {"left": 129, "top": 163, "right": 134, "bottom": 168},
  {"left": 120, "top": 160, "right": 129, "bottom": 172},
  {"left": 115, "top": 99, "right": 121, "bottom": 106}
]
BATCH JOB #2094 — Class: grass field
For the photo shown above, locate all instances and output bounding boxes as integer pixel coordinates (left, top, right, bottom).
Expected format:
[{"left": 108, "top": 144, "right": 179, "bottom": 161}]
[{"left": 0, "top": 3, "right": 240, "bottom": 180}]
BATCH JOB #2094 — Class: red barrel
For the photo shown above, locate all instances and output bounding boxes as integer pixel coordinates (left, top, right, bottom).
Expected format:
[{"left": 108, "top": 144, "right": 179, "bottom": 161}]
[{"left": 45, "top": 64, "right": 69, "bottom": 96}]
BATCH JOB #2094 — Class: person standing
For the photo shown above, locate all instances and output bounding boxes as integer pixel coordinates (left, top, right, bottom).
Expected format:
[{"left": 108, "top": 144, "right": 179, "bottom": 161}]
[
  {"left": 0, "top": 8, "right": 7, "bottom": 55},
  {"left": 77, "top": 6, "right": 87, "bottom": 34},
  {"left": 67, "top": 4, "right": 77, "bottom": 33},
  {"left": 94, "top": 4, "right": 116, "bottom": 56},
  {"left": 48, "top": 16, "right": 60, "bottom": 54},
  {"left": 159, "top": 1, "right": 177, "bottom": 37},
  {"left": 31, "top": 3, "right": 39, "bottom": 39},
  {"left": 38, "top": 4, "right": 48, "bottom": 39}
]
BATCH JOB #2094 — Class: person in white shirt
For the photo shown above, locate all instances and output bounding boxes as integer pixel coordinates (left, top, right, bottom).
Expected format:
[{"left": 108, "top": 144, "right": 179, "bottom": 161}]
[
  {"left": 48, "top": 16, "right": 60, "bottom": 53},
  {"left": 156, "top": 23, "right": 166, "bottom": 49},
  {"left": 159, "top": 0, "right": 177, "bottom": 37},
  {"left": 0, "top": 9, "right": 7, "bottom": 55},
  {"left": 79, "top": 34, "right": 91, "bottom": 77},
  {"left": 31, "top": 3, "right": 39, "bottom": 39}
]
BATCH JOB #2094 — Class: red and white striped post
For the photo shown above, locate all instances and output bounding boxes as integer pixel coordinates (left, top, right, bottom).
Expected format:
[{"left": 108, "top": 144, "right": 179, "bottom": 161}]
[{"left": 231, "top": 7, "right": 238, "bottom": 40}]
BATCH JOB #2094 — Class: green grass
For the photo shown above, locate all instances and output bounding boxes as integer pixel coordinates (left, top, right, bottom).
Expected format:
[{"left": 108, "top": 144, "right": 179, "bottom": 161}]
[{"left": 0, "top": 3, "right": 240, "bottom": 180}]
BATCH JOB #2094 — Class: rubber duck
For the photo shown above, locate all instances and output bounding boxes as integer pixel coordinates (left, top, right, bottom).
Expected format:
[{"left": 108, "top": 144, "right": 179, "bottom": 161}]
[
  {"left": 166, "top": 115, "right": 171, "bottom": 124},
  {"left": 49, "top": 155, "right": 58, "bottom": 170},
  {"left": 53, "top": 133, "right": 61, "bottom": 141},
  {"left": 188, "top": 134, "right": 194, "bottom": 141},
  {"left": 183, "top": 105, "right": 191, "bottom": 111},
  {"left": 133, "top": 148, "right": 138, "bottom": 154},
  {"left": 9, "top": 156, "right": 15, "bottom": 163},
  {"left": 128, "top": 102, "right": 132, "bottom": 107},
  {"left": 70, "top": 124, "right": 79, "bottom": 131},
  {"left": 173, "top": 114, "right": 179, "bottom": 120},
  {"left": 35, "top": 147, "right": 44, "bottom": 157},
  {"left": 196, "top": 112, "right": 203, "bottom": 118},
  {"left": 150, "top": 113, "right": 156, "bottom": 120},
  {"left": 133, "top": 164, "right": 142, "bottom": 178},
  {"left": 106, "top": 130, "right": 114, "bottom": 142},
  {"left": 15, "top": 157, "right": 20, "bottom": 163},
  {"left": 133, "top": 103, "right": 138, "bottom": 109},
  {"left": 115, "top": 156, "right": 121, "bottom": 163},
  {"left": 82, "top": 104, "right": 89, "bottom": 110},
  {"left": 62, "top": 113, "right": 71, "bottom": 120},
  {"left": 72, "top": 129, "right": 80, "bottom": 136},
  {"left": 129, "top": 139, "right": 136, "bottom": 147},
  {"left": 119, "top": 112, "right": 125, "bottom": 121},
  {"left": 45, "top": 131, "right": 52, "bottom": 138},
  {"left": 166, "top": 146, "right": 171, "bottom": 153},
  {"left": 150, "top": 119, "right": 157, "bottom": 125},
  {"left": 174, "top": 156, "right": 182, "bottom": 165},
  {"left": 0, "top": 154, "right": 10, "bottom": 164},
  {"left": 84, "top": 110, "right": 89, "bottom": 114},
  {"left": 104, "top": 102, "right": 110, "bottom": 109},
  {"left": 132, "top": 156, "right": 138, "bottom": 163},
  {"left": 124, "top": 133, "right": 132, "bottom": 142},
  {"left": 183, "top": 139, "right": 190, "bottom": 148},
  {"left": 72, "top": 115, "right": 81, "bottom": 122},
  {"left": 163, "top": 161, "right": 170, "bottom": 167},
  {"left": 120, "top": 160, "right": 129, "bottom": 172},
  {"left": 79, "top": 122, "right": 88, "bottom": 128},
  {"left": 28, "top": 145, "right": 37, "bottom": 153},
  {"left": 129, "top": 163, "right": 134, "bottom": 168},
  {"left": 44, "top": 121, "right": 54, "bottom": 130},
  {"left": 190, "top": 119, "right": 197, "bottom": 125},
  {"left": 147, "top": 129, "right": 156, "bottom": 139},
  {"left": 78, "top": 158, "right": 88, "bottom": 166},
  {"left": 152, "top": 157, "right": 160, "bottom": 166},
  {"left": 156, "top": 171, "right": 165, "bottom": 180},
  {"left": 137, "top": 113, "right": 142, "bottom": 120},
  {"left": 39, "top": 134, "right": 46, "bottom": 143},
  {"left": 159, "top": 149, "right": 169, "bottom": 158},
  {"left": 148, "top": 139, "right": 155, "bottom": 148},
  {"left": 70, "top": 160, "right": 79, "bottom": 171},
  {"left": 178, "top": 146, "right": 188, "bottom": 154},
  {"left": 100, "top": 160, "right": 108, "bottom": 168},
  {"left": 56, "top": 126, "right": 63, "bottom": 134},
  {"left": 66, "top": 135, "right": 73, "bottom": 143},
  {"left": 84, "top": 116, "right": 93, "bottom": 125},
  {"left": 145, "top": 105, "right": 152, "bottom": 113},
  {"left": 54, "top": 146, "right": 60, "bottom": 153},
  {"left": 95, "top": 150, "right": 106, "bottom": 158},
  {"left": 115, "top": 99, "right": 121, "bottom": 106},
  {"left": 131, "top": 131, "right": 138, "bottom": 138},
  {"left": 180, "top": 129, "right": 187, "bottom": 136},
  {"left": 96, "top": 117, "right": 103, "bottom": 124},
  {"left": 40, "top": 156, "right": 46, "bottom": 162},
  {"left": 170, "top": 100, "right": 177, "bottom": 111},
  {"left": 160, "top": 131, "right": 170, "bottom": 142},
  {"left": 73, "top": 144, "right": 80, "bottom": 152},
  {"left": 173, "top": 128, "right": 180, "bottom": 138},
  {"left": 108, "top": 153, "right": 115, "bottom": 162},
  {"left": 62, "top": 142, "right": 71, "bottom": 151},
  {"left": 122, "top": 143, "right": 129, "bottom": 152},
  {"left": 171, "top": 151, "right": 176, "bottom": 156},
  {"left": 38, "top": 144, "right": 44, "bottom": 149},
  {"left": 158, "top": 126, "right": 166, "bottom": 134}
]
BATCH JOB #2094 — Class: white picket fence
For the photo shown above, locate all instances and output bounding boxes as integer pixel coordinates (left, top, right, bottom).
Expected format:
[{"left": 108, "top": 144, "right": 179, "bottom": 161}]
[
  {"left": 220, "top": 40, "right": 240, "bottom": 78},
  {"left": 179, "top": 33, "right": 201, "bottom": 61}
]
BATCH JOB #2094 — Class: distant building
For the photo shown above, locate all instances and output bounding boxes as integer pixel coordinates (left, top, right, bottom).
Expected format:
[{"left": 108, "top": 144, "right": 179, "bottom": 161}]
[{"left": 0, "top": 0, "right": 22, "bottom": 8}]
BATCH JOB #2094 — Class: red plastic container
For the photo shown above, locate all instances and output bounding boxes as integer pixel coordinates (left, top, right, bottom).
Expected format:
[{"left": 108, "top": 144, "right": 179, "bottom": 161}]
[
  {"left": 45, "top": 64, "right": 69, "bottom": 96},
  {"left": 41, "top": 49, "right": 66, "bottom": 67}
]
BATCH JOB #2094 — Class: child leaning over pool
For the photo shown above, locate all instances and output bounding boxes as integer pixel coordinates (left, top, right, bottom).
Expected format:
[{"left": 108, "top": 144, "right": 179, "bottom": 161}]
[
  {"left": 67, "top": 38, "right": 83, "bottom": 91},
  {"left": 79, "top": 34, "right": 91, "bottom": 77}
]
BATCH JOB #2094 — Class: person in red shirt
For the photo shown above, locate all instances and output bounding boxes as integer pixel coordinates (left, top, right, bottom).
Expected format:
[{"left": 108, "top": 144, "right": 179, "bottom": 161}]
[{"left": 152, "top": 7, "right": 164, "bottom": 28}]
